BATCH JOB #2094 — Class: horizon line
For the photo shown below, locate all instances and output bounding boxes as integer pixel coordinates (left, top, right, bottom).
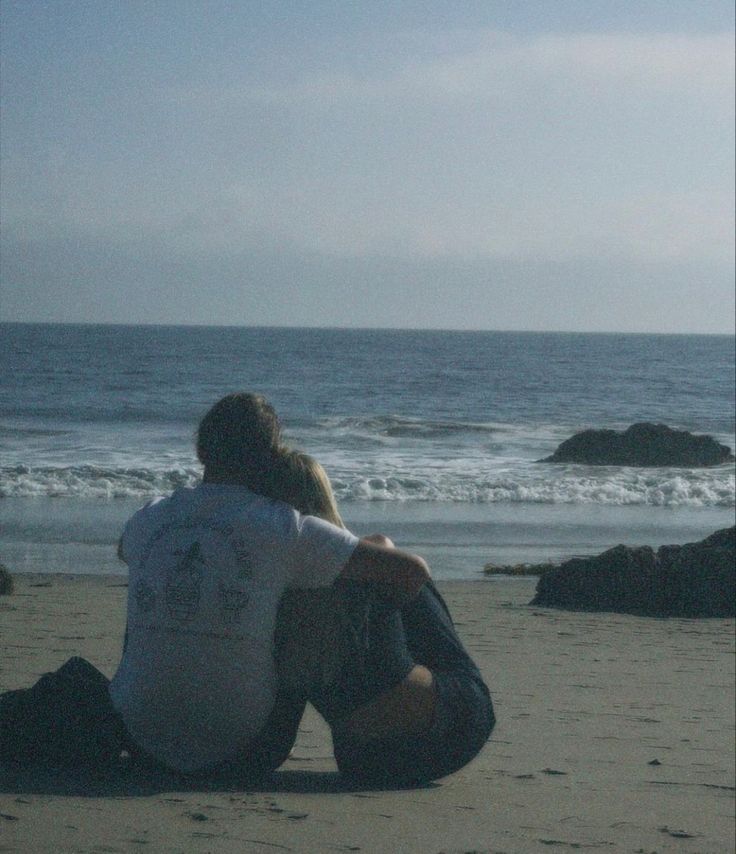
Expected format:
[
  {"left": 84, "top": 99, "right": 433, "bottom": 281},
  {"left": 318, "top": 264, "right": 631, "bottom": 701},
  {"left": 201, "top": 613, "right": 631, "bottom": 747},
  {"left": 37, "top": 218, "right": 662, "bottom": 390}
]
[{"left": 1, "top": 319, "right": 734, "bottom": 337}]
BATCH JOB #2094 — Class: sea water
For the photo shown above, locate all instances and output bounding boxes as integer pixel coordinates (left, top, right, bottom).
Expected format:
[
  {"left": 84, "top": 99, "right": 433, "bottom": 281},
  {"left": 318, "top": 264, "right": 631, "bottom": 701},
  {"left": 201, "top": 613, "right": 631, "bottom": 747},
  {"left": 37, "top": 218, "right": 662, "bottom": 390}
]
[{"left": 1, "top": 324, "right": 733, "bottom": 578}]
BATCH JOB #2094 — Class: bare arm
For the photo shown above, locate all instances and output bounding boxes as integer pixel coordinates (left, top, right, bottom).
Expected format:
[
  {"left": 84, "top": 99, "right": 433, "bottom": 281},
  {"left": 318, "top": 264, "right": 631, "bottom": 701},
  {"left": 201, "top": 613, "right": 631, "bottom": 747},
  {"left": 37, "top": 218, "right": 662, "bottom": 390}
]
[{"left": 338, "top": 538, "right": 430, "bottom": 601}]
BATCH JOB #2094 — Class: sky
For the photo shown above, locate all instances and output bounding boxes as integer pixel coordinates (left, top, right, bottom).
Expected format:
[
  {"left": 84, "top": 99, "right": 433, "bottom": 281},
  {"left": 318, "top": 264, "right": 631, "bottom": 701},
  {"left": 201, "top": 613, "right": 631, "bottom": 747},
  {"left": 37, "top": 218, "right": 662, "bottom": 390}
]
[{"left": 1, "top": 1, "right": 734, "bottom": 333}]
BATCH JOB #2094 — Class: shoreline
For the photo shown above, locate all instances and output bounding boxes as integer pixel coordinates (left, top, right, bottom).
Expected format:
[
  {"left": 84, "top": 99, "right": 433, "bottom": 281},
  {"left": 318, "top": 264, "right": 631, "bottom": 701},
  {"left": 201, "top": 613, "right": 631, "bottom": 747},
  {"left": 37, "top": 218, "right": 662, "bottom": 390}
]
[
  {"left": 1, "top": 574, "right": 734, "bottom": 853},
  {"left": 2, "top": 497, "right": 733, "bottom": 581}
]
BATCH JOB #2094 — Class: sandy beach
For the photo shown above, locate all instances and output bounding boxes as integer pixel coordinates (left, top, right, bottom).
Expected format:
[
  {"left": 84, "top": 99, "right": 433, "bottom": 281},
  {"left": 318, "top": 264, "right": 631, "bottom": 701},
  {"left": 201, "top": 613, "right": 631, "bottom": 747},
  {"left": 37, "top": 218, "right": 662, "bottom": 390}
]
[{"left": 1, "top": 574, "right": 733, "bottom": 854}]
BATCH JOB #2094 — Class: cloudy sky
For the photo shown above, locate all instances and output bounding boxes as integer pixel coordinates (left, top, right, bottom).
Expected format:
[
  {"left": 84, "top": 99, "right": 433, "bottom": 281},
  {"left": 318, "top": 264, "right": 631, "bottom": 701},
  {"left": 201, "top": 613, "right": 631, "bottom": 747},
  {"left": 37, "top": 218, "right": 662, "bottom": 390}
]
[{"left": 1, "top": 1, "right": 733, "bottom": 332}]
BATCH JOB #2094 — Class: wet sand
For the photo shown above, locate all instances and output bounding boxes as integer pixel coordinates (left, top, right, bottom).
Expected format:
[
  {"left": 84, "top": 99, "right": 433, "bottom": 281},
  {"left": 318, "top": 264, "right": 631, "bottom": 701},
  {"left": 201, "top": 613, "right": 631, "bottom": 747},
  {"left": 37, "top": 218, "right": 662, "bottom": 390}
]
[{"left": 1, "top": 575, "right": 734, "bottom": 853}]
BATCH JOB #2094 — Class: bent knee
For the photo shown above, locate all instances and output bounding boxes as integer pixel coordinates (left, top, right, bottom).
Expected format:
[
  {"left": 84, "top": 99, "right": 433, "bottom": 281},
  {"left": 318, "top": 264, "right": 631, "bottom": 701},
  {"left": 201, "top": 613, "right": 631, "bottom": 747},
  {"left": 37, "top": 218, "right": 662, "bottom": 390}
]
[{"left": 337, "top": 665, "right": 437, "bottom": 741}]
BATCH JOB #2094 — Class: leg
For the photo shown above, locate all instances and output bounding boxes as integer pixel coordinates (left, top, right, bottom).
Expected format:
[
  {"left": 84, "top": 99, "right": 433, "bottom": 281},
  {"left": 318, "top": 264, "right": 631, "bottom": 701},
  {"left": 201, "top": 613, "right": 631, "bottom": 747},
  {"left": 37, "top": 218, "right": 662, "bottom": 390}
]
[
  {"left": 241, "top": 587, "right": 409, "bottom": 776},
  {"left": 332, "top": 667, "right": 494, "bottom": 785},
  {"left": 402, "top": 579, "right": 482, "bottom": 673},
  {"left": 334, "top": 664, "right": 435, "bottom": 741},
  {"left": 331, "top": 582, "right": 495, "bottom": 785},
  {"left": 276, "top": 581, "right": 494, "bottom": 785},
  {"left": 274, "top": 589, "right": 356, "bottom": 698},
  {"left": 276, "top": 586, "right": 416, "bottom": 723}
]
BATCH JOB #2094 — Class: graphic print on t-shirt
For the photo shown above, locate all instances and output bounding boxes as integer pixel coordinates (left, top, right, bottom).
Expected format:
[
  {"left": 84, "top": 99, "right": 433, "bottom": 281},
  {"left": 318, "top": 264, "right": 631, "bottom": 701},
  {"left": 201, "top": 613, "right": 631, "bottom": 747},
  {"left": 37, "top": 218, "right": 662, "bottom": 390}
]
[
  {"left": 231, "top": 535, "right": 255, "bottom": 581},
  {"left": 218, "top": 584, "right": 251, "bottom": 626},
  {"left": 165, "top": 541, "right": 205, "bottom": 621}
]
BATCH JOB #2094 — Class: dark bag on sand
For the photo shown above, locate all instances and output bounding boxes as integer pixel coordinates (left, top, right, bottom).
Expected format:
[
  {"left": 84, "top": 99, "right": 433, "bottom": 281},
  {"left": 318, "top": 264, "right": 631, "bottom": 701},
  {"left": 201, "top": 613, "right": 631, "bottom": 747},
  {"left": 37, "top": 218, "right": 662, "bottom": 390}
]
[{"left": 0, "top": 656, "right": 126, "bottom": 767}]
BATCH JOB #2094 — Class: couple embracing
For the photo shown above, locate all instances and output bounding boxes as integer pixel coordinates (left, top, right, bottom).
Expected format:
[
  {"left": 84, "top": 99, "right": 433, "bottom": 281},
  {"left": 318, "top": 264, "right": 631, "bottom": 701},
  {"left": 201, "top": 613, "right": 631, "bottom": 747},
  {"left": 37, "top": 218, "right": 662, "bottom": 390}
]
[{"left": 5, "top": 393, "right": 495, "bottom": 786}]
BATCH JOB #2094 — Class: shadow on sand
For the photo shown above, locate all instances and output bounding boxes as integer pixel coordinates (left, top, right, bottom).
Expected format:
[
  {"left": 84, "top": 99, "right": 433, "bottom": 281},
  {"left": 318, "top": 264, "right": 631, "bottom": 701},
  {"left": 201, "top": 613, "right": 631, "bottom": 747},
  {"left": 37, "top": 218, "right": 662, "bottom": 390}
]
[{"left": 0, "top": 761, "right": 439, "bottom": 797}]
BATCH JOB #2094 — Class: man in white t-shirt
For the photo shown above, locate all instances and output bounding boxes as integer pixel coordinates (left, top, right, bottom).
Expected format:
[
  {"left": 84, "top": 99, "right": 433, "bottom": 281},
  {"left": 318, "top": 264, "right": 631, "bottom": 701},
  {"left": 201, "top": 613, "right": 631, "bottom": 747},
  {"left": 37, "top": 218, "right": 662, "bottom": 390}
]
[{"left": 110, "top": 393, "right": 431, "bottom": 775}]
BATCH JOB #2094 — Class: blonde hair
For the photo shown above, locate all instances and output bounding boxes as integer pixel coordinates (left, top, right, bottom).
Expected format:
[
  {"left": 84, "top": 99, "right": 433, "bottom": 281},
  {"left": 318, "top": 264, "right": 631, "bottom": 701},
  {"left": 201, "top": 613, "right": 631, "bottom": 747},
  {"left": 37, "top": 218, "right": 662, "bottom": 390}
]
[{"left": 268, "top": 449, "right": 344, "bottom": 528}]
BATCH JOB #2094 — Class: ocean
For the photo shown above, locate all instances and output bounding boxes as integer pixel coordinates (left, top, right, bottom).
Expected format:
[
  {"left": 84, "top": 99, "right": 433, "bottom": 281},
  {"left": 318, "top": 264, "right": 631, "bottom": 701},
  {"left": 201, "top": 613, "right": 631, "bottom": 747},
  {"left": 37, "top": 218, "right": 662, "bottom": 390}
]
[{"left": 1, "top": 323, "right": 734, "bottom": 579}]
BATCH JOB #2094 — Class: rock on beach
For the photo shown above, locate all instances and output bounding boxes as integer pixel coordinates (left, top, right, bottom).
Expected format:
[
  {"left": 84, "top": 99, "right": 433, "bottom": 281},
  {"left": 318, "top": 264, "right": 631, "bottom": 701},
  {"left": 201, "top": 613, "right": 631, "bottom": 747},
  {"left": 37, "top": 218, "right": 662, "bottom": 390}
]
[
  {"left": 530, "top": 527, "right": 735, "bottom": 618},
  {"left": 540, "top": 422, "right": 735, "bottom": 467}
]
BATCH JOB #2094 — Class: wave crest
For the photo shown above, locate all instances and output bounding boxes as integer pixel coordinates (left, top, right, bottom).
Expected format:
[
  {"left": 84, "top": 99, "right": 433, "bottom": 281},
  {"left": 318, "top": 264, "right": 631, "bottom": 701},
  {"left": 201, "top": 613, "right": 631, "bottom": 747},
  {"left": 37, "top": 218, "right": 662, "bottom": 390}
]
[
  {"left": 0, "top": 465, "right": 201, "bottom": 499},
  {"left": 4, "top": 462, "right": 729, "bottom": 507},
  {"left": 333, "top": 471, "right": 735, "bottom": 507}
]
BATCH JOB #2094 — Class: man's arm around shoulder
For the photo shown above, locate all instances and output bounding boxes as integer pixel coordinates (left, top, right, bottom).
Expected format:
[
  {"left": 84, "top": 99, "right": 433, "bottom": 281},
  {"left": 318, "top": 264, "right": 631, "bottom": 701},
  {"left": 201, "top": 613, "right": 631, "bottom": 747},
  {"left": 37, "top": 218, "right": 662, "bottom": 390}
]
[{"left": 338, "top": 538, "right": 430, "bottom": 601}]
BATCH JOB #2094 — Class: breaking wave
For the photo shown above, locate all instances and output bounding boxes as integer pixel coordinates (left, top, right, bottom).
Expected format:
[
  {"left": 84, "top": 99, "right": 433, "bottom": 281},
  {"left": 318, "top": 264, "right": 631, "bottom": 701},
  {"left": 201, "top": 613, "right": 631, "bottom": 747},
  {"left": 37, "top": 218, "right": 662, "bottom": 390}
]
[
  {"left": 2, "top": 462, "right": 732, "bottom": 506},
  {"left": 0, "top": 465, "right": 201, "bottom": 499}
]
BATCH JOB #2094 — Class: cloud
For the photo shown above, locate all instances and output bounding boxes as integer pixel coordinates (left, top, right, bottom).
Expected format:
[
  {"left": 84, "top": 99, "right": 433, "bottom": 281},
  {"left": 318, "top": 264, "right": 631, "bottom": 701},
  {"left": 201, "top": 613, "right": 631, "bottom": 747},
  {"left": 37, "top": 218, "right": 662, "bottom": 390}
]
[
  {"left": 142, "top": 30, "right": 735, "bottom": 264},
  {"left": 229, "top": 31, "right": 734, "bottom": 106},
  {"left": 3, "top": 30, "right": 733, "bottom": 275}
]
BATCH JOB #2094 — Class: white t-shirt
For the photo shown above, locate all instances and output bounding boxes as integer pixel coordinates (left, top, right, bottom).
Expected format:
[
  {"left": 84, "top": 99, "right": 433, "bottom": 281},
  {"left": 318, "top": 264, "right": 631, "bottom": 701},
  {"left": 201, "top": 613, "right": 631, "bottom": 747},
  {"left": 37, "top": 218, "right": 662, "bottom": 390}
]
[{"left": 109, "top": 483, "right": 358, "bottom": 773}]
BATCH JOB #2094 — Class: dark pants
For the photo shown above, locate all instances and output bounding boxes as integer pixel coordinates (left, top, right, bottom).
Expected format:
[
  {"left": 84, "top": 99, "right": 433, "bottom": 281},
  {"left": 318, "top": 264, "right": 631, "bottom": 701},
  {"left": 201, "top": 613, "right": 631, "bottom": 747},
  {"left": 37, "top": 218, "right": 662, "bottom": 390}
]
[
  {"left": 276, "top": 581, "right": 495, "bottom": 785},
  {"left": 337, "top": 582, "right": 495, "bottom": 785}
]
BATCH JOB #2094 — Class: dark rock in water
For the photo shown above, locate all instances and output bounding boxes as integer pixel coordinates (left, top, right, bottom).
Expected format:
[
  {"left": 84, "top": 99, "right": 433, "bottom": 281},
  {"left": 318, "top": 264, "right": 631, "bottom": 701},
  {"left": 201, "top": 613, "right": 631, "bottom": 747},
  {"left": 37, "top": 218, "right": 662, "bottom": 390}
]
[
  {"left": 540, "top": 423, "right": 734, "bottom": 467},
  {"left": 530, "top": 527, "right": 735, "bottom": 617},
  {"left": 0, "top": 563, "right": 13, "bottom": 596}
]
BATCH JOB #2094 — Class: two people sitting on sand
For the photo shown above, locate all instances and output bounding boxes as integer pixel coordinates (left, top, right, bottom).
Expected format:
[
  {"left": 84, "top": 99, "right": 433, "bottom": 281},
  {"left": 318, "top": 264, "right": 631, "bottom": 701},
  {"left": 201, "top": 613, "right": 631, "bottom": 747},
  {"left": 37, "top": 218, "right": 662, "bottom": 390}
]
[{"left": 1, "top": 393, "right": 494, "bottom": 785}]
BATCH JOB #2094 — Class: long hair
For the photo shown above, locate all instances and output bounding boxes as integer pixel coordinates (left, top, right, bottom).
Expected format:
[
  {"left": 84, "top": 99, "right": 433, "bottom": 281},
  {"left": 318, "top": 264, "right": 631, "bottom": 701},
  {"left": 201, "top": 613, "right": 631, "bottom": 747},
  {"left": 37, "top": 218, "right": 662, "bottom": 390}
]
[{"left": 267, "top": 449, "right": 344, "bottom": 528}]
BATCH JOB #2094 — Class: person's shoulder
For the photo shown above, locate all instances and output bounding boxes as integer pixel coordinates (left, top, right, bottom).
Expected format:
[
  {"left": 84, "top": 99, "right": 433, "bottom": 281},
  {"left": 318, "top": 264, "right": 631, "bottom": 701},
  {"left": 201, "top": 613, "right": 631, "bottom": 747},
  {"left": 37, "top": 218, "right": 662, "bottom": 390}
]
[
  {"left": 130, "top": 494, "right": 167, "bottom": 517},
  {"left": 251, "top": 493, "right": 301, "bottom": 532},
  {"left": 119, "top": 494, "right": 171, "bottom": 563},
  {"left": 123, "top": 494, "right": 168, "bottom": 533},
  {"left": 208, "top": 488, "right": 299, "bottom": 538},
  {"left": 295, "top": 511, "right": 341, "bottom": 535}
]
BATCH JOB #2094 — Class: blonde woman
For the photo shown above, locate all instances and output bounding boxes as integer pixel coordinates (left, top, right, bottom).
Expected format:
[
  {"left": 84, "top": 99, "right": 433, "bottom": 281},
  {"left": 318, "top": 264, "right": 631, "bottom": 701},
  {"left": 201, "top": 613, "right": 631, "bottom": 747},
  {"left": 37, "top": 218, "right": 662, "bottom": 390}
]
[{"left": 269, "top": 449, "right": 495, "bottom": 785}]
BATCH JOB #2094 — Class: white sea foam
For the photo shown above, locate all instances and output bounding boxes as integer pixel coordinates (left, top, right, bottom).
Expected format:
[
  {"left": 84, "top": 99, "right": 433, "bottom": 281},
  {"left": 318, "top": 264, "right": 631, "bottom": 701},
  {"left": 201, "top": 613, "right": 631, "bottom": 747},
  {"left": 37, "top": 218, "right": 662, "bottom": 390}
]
[
  {"left": 0, "top": 465, "right": 201, "bottom": 499},
  {"left": 2, "top": 462, "right": 732, "bottom": 506},
  {"left": 335, "top": 470, "right": 734, "bottom": 506}
]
